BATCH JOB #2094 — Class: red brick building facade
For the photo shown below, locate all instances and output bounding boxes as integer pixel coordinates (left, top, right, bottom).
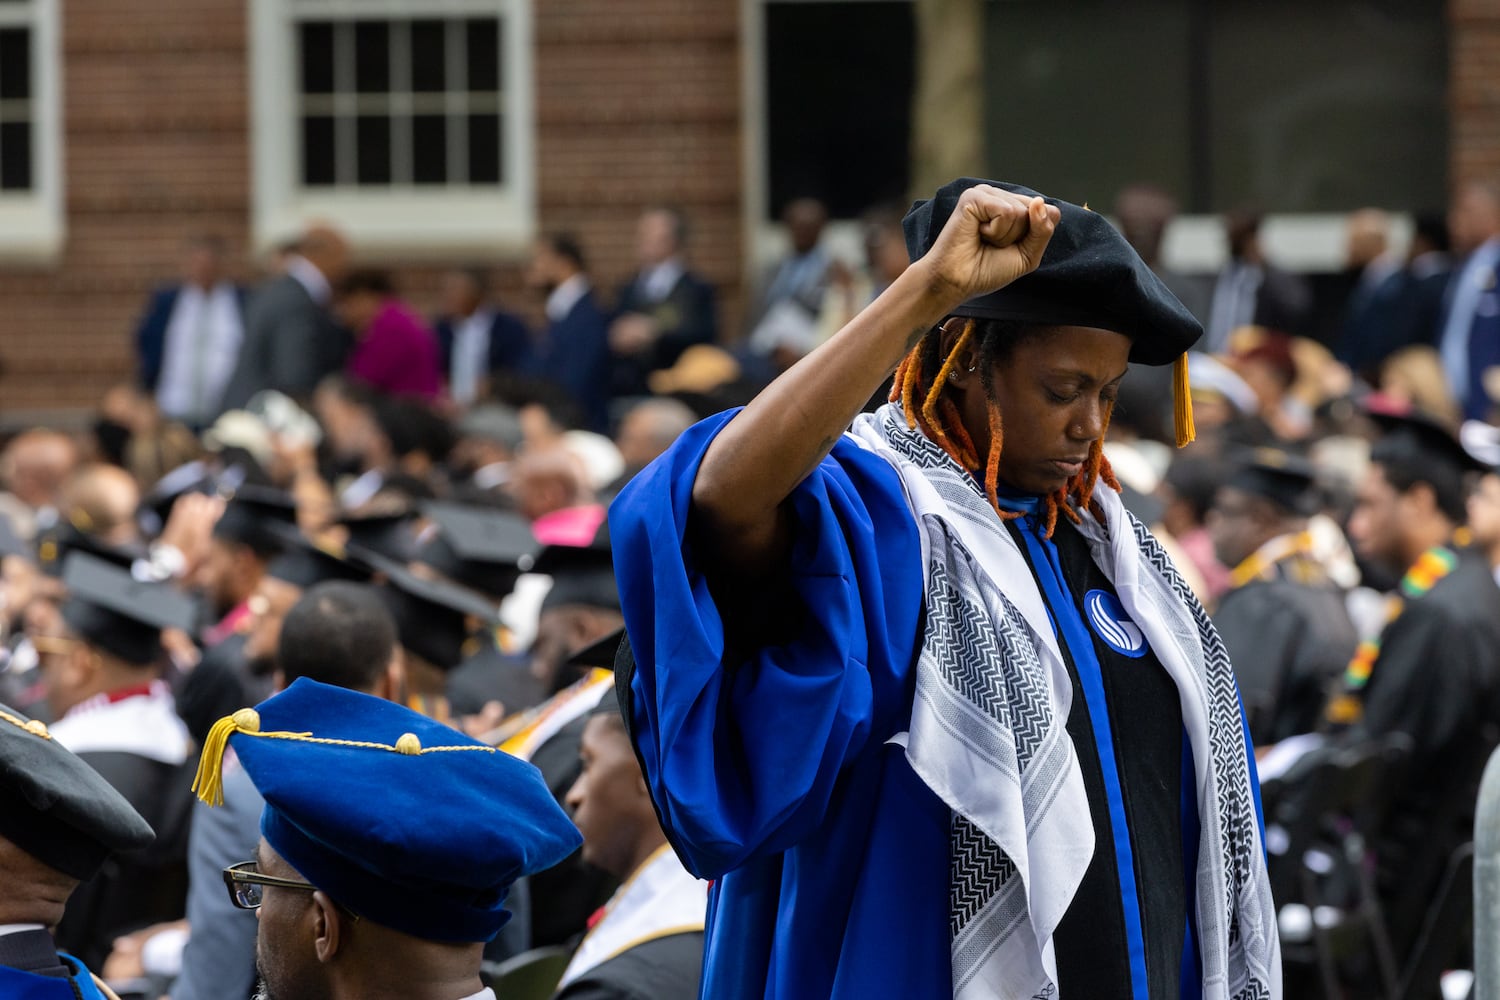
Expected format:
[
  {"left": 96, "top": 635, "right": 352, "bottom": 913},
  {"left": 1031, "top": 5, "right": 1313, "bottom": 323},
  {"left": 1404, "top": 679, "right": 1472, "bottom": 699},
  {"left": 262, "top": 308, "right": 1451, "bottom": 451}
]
[
  {"left": 0, "top": 0, "right": 1493, "bottom": 422},
  {"left": 0, "top": 0, "right": 743, "bottom": 421}
]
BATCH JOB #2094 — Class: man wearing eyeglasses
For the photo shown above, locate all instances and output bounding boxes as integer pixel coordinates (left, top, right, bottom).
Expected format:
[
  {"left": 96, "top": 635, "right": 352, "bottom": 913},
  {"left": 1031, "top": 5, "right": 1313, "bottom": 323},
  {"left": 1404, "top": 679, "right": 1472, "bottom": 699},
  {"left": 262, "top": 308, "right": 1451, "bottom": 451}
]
[
  {"left": 196, "top": 677, "right": 581, "bottom": 1000},
  {"left": 0, "top": 699, "right": 156, "bottom": 999}
]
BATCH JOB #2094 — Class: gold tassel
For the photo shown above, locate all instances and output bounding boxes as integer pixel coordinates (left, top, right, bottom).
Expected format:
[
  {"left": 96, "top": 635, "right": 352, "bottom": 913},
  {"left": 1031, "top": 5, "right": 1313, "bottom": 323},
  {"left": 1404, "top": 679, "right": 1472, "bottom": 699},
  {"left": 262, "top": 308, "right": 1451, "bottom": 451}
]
[
  {"left": 193, "top": 708, "right": 260, "bottom": 807},
  {"left": 1173, "top": 352, "right": 1196, "bottom": 447}
]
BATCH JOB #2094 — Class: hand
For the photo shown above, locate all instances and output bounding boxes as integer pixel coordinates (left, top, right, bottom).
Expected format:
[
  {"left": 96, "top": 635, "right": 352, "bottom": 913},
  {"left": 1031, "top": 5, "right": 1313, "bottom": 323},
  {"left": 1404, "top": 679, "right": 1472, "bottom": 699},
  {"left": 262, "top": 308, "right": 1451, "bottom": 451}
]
[
  {"left": 609, "top": 313, "right": 659, "bottom": 355},
  {"left": 916, "top": 186, "right": 1060, "bottom": 313},
  {"left": 157, "top": 493, "right": 226, "bottom": 576}
]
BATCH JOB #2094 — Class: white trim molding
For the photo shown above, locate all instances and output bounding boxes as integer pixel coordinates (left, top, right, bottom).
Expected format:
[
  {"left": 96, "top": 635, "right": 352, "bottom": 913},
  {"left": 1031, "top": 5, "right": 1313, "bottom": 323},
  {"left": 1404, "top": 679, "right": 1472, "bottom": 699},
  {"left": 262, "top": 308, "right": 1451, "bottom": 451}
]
[
  {"left": 0, "top": 0, "right": 64, "bottom": 263},
  {"left": 248, "top": 0, "right": 535, "bottom": 258}
]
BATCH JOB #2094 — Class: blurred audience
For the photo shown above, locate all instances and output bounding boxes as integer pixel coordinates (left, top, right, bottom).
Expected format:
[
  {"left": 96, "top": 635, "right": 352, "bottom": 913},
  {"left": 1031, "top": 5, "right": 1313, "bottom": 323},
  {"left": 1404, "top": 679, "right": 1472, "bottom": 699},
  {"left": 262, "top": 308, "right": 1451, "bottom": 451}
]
[
  {"left": 338, "top": 270, "right": 443, "bottom": 400},
  {"left": 134, "top": 235, "right": 246, "bottom": 429},
  {"left": 610, "top": 207, "right": 718, "bottom": 398},
  {"left": 433, "top": 268, "right": 533, "bottom": 408}
]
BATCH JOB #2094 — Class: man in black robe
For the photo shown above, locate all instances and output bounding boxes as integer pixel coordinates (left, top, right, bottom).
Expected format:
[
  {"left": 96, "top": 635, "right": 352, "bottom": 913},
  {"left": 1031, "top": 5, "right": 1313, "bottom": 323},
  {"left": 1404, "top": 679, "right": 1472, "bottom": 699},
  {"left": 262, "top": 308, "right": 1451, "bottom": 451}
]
[
  {"left": 1334, "top": 408, "right": 1500, "bottom": 953},
  {"left": 34, "top": 553, "right": 200, "bottom": 969},
  {"left": 0, "top": 695, "right": 157, "bottom": 998},
  {"left": 1208, "top": 449, "right": 1357, "bottom": 743}
]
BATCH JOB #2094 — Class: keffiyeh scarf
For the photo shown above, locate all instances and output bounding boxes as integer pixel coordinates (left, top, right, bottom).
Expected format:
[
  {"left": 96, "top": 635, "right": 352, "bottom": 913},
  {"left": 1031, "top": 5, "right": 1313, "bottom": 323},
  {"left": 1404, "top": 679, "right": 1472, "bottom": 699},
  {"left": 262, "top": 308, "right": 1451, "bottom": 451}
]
[{"left": 848, "top": 405, "right": 1279, "bottom": 1000}]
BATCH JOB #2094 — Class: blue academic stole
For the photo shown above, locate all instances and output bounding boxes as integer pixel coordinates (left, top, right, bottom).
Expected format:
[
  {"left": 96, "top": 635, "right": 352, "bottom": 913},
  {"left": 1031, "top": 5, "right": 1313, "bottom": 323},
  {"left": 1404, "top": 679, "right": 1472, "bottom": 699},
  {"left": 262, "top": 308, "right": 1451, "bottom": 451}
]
[{"left": 0, "top": 956, "right": 112, "bottom": 1000}]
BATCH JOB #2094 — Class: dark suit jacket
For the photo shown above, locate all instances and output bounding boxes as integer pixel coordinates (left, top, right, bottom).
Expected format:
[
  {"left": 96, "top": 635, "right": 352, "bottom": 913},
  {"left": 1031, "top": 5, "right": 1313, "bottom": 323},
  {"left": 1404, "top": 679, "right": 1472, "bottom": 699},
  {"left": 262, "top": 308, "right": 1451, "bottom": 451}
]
[
  {"left": 134, "top": 285, "right": 249, "bottom": 392},
  {"left": 536, "top": 291, "right": 612, "bottom": 431},
  {"left": 611, "top": 270, "right": 718, "bottom": 396},
  {"left": 1453, "top": 259, "right": 1500, "bottom": 421},
  {"left": 219, "top": 274, "right": 350, "bottom": 412},
  {"left": 1253, "top": 265, "right": 1313, "bottom": 338},
  {"left": 433, "top": 308, "right": 534, "bottom": 381}
]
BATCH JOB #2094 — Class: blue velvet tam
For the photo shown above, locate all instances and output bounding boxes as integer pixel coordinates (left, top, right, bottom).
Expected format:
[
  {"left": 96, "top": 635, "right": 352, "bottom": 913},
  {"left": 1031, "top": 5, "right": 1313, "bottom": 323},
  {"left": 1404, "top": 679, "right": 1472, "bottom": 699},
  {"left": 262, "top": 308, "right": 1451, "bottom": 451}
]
[
  {"left": 902, "top": 177, "right": 1202, "bottom": 366},
  {"left": 193, "top": 678, "right": 581, "bottom": 943}
]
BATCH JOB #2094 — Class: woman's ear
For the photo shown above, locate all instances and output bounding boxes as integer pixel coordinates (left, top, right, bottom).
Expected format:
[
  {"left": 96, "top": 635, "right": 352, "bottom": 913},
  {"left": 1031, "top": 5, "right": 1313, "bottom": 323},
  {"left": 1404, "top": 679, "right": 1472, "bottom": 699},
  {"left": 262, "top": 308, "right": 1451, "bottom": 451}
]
[{"left": 936, "top": 318, "right": 978, "bottom": 382}]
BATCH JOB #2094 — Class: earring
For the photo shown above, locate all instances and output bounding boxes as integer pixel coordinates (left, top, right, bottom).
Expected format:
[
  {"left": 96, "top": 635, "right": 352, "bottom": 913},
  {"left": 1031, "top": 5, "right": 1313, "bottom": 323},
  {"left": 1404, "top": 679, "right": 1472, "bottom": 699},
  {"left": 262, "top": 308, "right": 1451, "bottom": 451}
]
[
  {"left": 948, "top": 371, "right": 960, "bottom": 382},
  {"left": 967, "top": 365, "right": 977, "bottom": 372}
]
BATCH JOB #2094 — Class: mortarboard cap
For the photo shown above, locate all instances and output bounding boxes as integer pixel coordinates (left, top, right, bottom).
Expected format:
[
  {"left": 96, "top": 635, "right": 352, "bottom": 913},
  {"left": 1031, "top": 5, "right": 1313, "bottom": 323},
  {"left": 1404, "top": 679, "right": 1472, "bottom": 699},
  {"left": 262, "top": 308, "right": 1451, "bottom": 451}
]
[
  {"left": 265, "top": 522, "right": 373, "bottom": 590},
  {"left": 1226, "top": 447, "right": 1321, "bottom": 516},
  {"left": 1363, "top": 397, "right": 1488, "bottom": 476},
  {"left": 372, "top": 556, "right": 500, "bottom": 669},
  {"left": 904, "top": 178, "right": 1202, "bottom": 444},
  {"left": 417, "top": 502, "right": 539, "bottom": 599},
  {"left": 193, "top": 678, "right": 581, "bottom": 943},
  {"left": 339, "top": 509, "right": 421, "bottom": 565},
  {"left": 36, "top": 520, "right": 143, "bottom": 578},
  {"left": 0, "top": 702, "right": 156, "bottom": 880},
  {"left": 60, "top": 553, "right": 198, "bottom": 665},
  {"left": 535, "top": 522, "right": 619, "bottom": 614},
  {"left": 213, "top": 485, "right": 298, "bottom": 556}
]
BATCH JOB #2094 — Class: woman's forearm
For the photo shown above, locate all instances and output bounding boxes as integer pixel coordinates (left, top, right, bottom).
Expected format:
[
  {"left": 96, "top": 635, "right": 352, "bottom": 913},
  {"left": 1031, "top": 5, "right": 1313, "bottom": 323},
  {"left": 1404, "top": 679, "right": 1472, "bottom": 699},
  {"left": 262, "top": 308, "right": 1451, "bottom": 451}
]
[{"left": 690, "top": 262, "right": 958, "bottom": 572}]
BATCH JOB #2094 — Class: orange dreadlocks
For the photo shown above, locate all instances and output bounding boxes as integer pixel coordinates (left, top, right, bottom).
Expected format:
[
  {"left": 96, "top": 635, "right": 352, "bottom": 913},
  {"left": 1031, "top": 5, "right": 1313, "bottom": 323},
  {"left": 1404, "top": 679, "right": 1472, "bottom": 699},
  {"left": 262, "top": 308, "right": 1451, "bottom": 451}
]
[{"left": 889, "top": 321, "right": 1119, "bottom": 537}]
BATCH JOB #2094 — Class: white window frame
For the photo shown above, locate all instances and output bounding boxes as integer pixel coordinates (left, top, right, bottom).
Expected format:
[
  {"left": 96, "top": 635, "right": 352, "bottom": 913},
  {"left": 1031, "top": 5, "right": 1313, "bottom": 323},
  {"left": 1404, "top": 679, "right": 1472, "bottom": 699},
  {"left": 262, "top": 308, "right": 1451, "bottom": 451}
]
[
  {"left": 249, "top": 0, "right": 534, "bottom": 257},
  {"left": 0, "top": 0, "right": 63, "bottom": 262}
]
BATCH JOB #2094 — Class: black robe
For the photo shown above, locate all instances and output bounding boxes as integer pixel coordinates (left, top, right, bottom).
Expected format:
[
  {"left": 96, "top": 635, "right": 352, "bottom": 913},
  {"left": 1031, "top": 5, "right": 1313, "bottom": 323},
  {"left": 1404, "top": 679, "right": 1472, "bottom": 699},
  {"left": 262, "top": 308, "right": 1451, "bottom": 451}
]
[
  {"left": 1213, "top": 554, "right": 1358, "bottom": 743},
  {"left": 54, "top": 751, "right": 194, "bottom": 970},
  {"left": 554, "top": 931, "right": 705, "bottom": 1000},
  {"left": 1349, "top": 547, "right": 1500, "bottom": 951}
]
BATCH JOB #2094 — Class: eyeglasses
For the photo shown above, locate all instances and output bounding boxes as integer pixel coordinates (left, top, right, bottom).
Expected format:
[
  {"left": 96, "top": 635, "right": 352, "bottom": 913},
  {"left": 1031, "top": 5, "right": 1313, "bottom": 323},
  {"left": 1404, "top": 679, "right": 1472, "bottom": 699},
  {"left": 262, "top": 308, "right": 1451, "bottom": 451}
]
[
  {"left": 222, "top": 861, "right": 361, "bottom": 920},
  {"left": 222, "top": 860, "right": 318, "bottom": 910}
]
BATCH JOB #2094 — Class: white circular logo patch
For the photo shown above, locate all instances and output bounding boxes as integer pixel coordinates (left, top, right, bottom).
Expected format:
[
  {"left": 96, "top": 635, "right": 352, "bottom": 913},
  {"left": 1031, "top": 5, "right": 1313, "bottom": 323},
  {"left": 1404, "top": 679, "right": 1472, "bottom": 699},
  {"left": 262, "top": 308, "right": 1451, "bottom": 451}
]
[{"left": 1084, "top": 589, "right": 1147, "bottom": 658}]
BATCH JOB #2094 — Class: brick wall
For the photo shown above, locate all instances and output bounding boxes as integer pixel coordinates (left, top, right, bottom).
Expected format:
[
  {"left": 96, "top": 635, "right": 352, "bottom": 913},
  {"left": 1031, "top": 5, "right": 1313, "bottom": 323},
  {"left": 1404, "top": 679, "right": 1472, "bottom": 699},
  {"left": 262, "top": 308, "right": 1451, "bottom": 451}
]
[
  {"left": 1452, "top": 0, "right": 1500, "bottom": 188},
  {"left": 0, "top": 0, "right": 743, "bottom": 423}
]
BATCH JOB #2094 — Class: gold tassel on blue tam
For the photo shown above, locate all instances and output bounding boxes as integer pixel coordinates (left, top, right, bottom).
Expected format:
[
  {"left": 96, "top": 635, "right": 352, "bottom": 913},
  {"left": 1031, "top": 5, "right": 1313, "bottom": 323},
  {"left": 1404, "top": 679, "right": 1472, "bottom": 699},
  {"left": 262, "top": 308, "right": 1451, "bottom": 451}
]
[{"left": 188, "top": 677, "right": 582, "bottom": 944}]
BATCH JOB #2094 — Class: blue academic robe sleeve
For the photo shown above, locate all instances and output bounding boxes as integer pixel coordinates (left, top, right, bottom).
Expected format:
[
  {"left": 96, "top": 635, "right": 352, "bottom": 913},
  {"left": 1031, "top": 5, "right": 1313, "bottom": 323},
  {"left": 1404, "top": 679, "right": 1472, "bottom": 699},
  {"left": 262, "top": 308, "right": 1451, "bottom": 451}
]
[{"left": 609, "top": 411, "right": 925, "bottom": 880}]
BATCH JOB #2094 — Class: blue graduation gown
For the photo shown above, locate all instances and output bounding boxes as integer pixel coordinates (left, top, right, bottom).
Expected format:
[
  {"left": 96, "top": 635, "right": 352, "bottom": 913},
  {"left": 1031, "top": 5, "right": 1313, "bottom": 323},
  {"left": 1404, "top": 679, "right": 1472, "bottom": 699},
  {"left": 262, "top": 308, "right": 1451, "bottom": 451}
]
[
  {"left": 611, "top": 413, "right": 1202, "bottom": 999},
  {"left": 0, "top": 955, "right": 113, "bottom": 1000}
]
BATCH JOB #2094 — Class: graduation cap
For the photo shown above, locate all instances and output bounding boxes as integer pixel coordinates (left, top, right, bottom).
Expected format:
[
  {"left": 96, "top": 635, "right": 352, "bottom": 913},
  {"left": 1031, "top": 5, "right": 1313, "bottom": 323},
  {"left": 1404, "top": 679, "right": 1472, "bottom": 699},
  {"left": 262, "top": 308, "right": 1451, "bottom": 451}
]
[
  {"left": 213, "top": 484, "right": 298, "bottom": 556},
  {"left": 37, "top": 520, "right": 144, "bottom": 578},
  {"left": 372, "top": 556, "right": 501, "bottom": 670},
  {"left": 534, "top": 522, "right": 619, "bottom": 614},
  {"left": 417, "top": 502, "right": 540, "bottom": 600},
  {"left": 1225, "top": 447, "right": 1321, "bottom": 517},
  {"left": 265, "top": 522, "right": 373, "bottom": 590},
  {"left": 0, "top": 701, "right": 156, "bottom": 880},
  {"left": 60, "top": 552, "right": 198, "bottom": 665},
  {"left": 193, "top": 678, "right": 581, "bottom": 942},
  {"left": 1363, "top": 398, "right": 1489, "bottom": 476},
  {"left": 903, "top": 178, "right": 1202, "bottom": 445},
  {"left": 339, "top": 509, "right": 421, "bottom": 565}
]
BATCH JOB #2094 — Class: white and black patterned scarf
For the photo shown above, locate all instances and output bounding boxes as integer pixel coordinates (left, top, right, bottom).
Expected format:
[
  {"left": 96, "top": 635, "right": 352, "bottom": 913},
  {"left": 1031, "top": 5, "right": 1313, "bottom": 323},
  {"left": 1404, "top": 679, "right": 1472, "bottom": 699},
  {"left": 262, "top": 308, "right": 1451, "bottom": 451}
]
[{"left": 848, "top": 405, "right": 1279, "bottom": 1000}]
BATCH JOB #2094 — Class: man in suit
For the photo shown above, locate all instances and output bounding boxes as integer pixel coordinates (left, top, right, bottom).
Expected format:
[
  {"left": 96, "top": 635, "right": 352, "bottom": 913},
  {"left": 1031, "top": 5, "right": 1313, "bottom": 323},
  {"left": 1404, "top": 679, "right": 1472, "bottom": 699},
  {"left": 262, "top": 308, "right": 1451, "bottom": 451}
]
[
  {"left": 219, "top": 224, "right": 352, "bottom": 412},
  {"left": 529, "top": 234, "right": 612, "bottom": 431},
  {"left": 1203, "top": 208, "right": 1312, "bottom": 352},
  {"left": 0, "top": 697, "right": 157, "bottom": 999},
  {"left": 135, "top": 235, "right": 247, "bottom": 429},
  {"left": 1438, "top": 182, "right": 1500, "bottom": 420},
  {"left": 609, "top": 207, "right": 718, "bottom": 398},
  {"left": 434, "top": 268, "right": 534, "bottom": 408},
  {"left": 1339, "top": 214, "right": 1452, "bottom": 381}
]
